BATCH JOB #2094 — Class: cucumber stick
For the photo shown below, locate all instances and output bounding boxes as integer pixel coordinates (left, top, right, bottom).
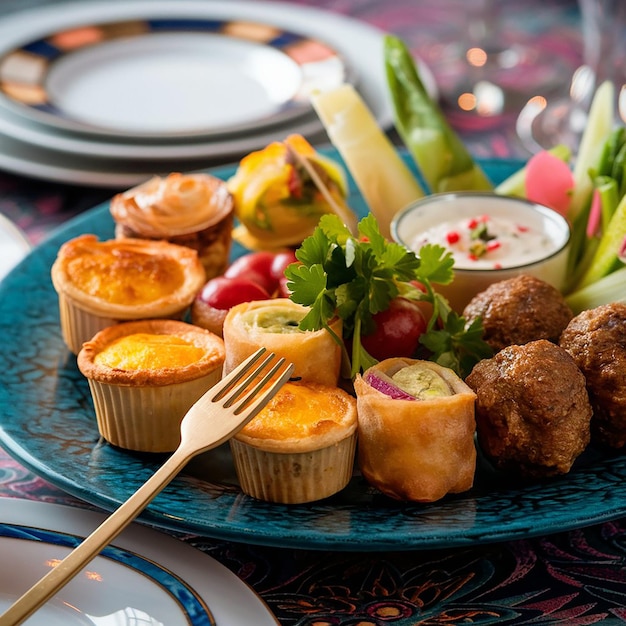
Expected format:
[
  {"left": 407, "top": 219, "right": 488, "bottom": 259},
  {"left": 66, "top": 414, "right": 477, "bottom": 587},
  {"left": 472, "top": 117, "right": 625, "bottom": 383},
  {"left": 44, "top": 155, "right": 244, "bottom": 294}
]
[
  {"left": 575, "top": 192, "right": 626, "bottom": 289},
  {"left": 384, "top": 35, "right": 492, "bottom": 193},
  {"left": 311, "top": 83, "right": 424, "bottom": 239},
  {"left": 570, "top": 80, "right": 615, "bottom": 220}
]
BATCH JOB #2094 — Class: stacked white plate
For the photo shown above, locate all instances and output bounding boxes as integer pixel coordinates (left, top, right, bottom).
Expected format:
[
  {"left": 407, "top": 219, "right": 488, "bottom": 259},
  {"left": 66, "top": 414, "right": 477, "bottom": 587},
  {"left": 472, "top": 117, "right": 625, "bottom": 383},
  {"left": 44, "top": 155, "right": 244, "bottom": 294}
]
[{"left": 0, "top": 0, "right": 436, "bottom": 188}]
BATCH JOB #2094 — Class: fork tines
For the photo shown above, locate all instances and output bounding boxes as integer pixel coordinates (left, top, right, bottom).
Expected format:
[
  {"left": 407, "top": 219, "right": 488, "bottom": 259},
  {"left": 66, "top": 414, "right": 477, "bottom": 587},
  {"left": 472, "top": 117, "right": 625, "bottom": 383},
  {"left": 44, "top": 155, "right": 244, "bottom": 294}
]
[{"left": 214, "top": 348, "right": 294, "bottom": 415}]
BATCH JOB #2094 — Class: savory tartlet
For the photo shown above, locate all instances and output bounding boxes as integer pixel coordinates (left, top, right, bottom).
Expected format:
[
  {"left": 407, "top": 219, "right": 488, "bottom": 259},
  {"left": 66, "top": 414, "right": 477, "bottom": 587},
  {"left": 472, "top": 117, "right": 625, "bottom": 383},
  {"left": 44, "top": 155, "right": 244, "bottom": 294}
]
[
  {"left": 110, "top": 172, "right": 234, "bottom": 280},
  {"left": 229, "top": 380, "right": 357, "bottom": 503},
  {"left": 354, "top": 358, "right": 477, "bottom": 502},
  {"left": 51, "top": 234, "right": 206, "bottom": 354},
  {"left": 77, "top": 319, "right": 225, "bottom": 453},
  {"left": 221, "top": 298, "right": 343, "bottom": 386}
]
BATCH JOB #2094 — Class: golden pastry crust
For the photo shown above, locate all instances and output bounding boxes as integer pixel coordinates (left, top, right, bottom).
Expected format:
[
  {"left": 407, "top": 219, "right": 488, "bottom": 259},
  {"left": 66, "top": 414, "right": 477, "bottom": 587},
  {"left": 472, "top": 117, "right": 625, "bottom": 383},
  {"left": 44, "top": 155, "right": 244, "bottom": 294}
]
[
  {"left": 78, "top": 319, "right": 225, "bottom": 386},
  {"left": 111, "top": 173, "right": 233, "bottom": 237},
  {"left": 234, "top": 381, "right": 357, "bottom": 453},
  {"left": 230, "top": 381, "right": 357, "bottom": 503},
  {"left": 51, "top": 234, "right": 206, "bottom": 319},
  {"left": 354, "top": 358, "right": 477, "bottom": 502},
  {"left": 111, "top": 173, "right": 234, "bottom": 280},
  {"left": 222, "top": 298, "right": 342, "bottom": 386}
]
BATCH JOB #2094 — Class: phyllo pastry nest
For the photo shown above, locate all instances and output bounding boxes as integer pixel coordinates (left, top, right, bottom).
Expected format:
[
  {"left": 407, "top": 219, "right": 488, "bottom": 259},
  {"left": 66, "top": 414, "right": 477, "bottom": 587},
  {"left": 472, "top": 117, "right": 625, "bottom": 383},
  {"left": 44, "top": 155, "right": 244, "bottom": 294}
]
[
  {"left": 222, "top": 298, "right": 343, "bottom": 386},
  {"left": 77, "top": 319, "right": 225, "bottom": 453},
  {"left": 51, "top": 234, "right": 206, "bottom": 354},
  {"left": 110, "top": 172, "right": 234, "bottom": 280},
  {"left": 230, "top": 381, "right": 357, "bottom": 503},
  {"left": 354, "top": 358, "right": 477, "bottom": 502}
]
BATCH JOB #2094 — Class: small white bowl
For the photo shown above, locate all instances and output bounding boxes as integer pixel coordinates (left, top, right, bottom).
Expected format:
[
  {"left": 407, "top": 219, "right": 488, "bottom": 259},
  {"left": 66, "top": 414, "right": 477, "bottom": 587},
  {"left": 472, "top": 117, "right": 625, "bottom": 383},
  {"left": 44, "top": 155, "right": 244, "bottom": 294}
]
[{"left": 391, "top": 192, "right": 571, "bottom": 312}]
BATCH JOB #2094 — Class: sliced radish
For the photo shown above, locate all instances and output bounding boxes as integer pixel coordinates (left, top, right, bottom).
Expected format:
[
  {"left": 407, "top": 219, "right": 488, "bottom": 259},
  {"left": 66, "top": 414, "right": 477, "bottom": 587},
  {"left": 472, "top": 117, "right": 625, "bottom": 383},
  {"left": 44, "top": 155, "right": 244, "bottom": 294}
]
[
  {"left": 364, "top": 371, "right": 416, "bottom": 400},
  {"left": 525, "top": 150, "right": 574, "bottom": 217}
]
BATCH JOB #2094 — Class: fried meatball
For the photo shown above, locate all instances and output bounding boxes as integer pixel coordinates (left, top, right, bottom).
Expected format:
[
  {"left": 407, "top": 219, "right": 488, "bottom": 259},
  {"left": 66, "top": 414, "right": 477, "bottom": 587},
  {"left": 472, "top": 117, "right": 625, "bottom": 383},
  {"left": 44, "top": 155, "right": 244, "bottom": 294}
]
[
  {"left": 559, "top": 302, "right": 626, "bottom": 448},
  {"left": 466, "top": 339, "right": 591, "bottom": 478},
  {"left": 463, "top": 274, "right": 573, "bottom": 352}
]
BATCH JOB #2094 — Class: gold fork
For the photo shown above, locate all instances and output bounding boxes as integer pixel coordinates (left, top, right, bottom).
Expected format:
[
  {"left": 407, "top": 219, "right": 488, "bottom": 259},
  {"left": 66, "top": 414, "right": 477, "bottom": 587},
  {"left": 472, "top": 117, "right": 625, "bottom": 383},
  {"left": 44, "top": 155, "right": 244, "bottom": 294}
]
[{"left": 0, "top": 348, "right": 294, "bottom": 626}]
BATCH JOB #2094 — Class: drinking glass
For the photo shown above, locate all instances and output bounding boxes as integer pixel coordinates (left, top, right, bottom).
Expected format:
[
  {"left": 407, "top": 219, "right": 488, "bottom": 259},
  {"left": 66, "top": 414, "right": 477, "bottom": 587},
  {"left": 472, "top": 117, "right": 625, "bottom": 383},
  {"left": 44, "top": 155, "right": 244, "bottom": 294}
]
[
  {"left": 429, "top": 0, "right": 570, "bottom": 131},
  {"left": 517, "top": 0, "right": 626, "bottom": 152}
]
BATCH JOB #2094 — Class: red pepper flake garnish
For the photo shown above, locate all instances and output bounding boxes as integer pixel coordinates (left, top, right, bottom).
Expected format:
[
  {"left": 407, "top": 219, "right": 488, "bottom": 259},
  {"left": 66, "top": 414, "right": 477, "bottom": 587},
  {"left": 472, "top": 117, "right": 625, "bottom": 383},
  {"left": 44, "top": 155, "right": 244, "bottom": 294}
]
[
  {"left": 517, "top": 224, "right": 529, "bottom": 233},
  {"left": 493, "top": 262, "right": 503, "bottom": 269},
  {"left": 446, "top": 231, "right": 460, "bottom": 245},
  {"left": 479, "top": 214, "right": 490, "bottom": 222},
  {"left": 467, "top": 218, "right": 479, "bottom": 229},
  {"left": 468, "top": 253, "right": 479, "bottom": 261},
  {"left": 486, "top": 240, "right": 501, "bottom": 252}
]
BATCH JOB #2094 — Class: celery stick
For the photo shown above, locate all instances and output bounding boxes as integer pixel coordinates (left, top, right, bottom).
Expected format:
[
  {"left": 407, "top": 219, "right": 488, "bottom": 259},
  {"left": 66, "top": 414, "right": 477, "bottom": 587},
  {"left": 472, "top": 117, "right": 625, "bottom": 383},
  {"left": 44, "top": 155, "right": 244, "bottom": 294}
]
[
  {"left": 569, "top": 81, "right": 615, "bottom": 221},
  {"left": 595, "top": 176, "right": 619, "bottom": 229},
  {"left": 574, "top": 193, "right": 626, "bottom": 289},
  {"left": 566, "top": 266, "right": 626, "bottom": 314},
  {"left": 311, "top": 84, "right": 425, "bottom": 239},
  {"left": 384, "top": 35, "right": 492, "bottom": 193},
  {"left": 495, "top": 144, "right": 571, "bottom": 197}
]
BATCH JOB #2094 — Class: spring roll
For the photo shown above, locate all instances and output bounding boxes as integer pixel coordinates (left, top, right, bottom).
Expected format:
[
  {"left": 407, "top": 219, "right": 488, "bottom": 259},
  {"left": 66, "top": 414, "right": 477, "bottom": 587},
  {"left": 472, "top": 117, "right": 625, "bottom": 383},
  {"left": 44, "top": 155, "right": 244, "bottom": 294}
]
[
  {"left": 222, "top": 298, "right": 342, "bottom": 386},
  {"left": 354, "top": 358, "right": 477, "bottom": 502}
]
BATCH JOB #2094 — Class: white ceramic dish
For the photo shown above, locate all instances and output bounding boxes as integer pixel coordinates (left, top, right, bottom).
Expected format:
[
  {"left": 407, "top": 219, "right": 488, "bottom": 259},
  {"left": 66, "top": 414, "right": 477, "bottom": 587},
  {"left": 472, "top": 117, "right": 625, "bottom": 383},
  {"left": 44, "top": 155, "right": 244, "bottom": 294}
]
[
  {"left": 0, "top": 14, "right": 350, "bottom": 139},
  {"left": 0, "top": 212, "right": 31, "bottom": 281},
  {"left": 0, "top": 498, "right": 278, "bottom": 625},
  {"left": 391, "top": 192, "right": 571, "bottom": 311},
  {"left": 0, "top": 0, "right": 437, "bottom": 185}
]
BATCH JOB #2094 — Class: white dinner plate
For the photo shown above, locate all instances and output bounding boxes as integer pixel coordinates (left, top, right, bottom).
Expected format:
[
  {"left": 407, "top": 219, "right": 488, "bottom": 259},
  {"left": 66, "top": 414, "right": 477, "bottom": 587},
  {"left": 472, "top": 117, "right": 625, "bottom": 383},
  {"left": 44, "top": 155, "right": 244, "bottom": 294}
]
[
  {"left": 0, "top": 13, "right": 351, "bottom": 139},
  {"left": 0, "top": 95, "right": 329, "bottom": 162},
  {"left": 0, "top": 0, "right": 437, "bottom": 185},
  {"left": 0, "top": 498, "right": 278, "bottom": 625},
  {"left": 0, "top": 212, "right": 31, "bottom": 281}
]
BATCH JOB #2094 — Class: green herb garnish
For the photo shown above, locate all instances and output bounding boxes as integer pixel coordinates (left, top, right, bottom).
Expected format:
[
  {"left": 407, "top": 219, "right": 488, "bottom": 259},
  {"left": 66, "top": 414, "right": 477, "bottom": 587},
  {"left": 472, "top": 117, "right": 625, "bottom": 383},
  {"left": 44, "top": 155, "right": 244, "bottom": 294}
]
[{"left": 285, "top": 213, "right": 492, "bottom": 379}]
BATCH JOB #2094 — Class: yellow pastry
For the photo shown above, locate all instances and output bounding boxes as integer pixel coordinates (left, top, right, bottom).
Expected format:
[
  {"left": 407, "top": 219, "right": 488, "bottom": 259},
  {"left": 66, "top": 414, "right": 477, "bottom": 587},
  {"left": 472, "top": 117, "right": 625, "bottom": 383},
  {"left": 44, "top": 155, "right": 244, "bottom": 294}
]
[
  {"left": 354, "top": 358, "right": 477, "bottom": 502},
  {"left": 78, "top": 319, "right": 225, "bottom": 453},
  {"left": 110, "top": 172, "right": 234, "bottom": 280},
  {"left": 221, "top": 298, "right": 342, "bottom": 386},
  {"left": 51, "top": 234, "right": 205, "bottom": 354},
  {"left": 227, "top": 134, "right": 355, "bottom": 250},
  {"left": 230, "top": 381, "right": 357, "bottom": 503}
]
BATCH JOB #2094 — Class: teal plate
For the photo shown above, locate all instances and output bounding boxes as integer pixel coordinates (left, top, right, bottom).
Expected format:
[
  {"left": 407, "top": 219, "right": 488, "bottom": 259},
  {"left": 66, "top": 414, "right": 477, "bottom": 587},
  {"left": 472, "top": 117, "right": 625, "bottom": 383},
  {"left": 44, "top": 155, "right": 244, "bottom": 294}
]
[{"left": 1, "top": 152, "right": 624, "bottom": 551}]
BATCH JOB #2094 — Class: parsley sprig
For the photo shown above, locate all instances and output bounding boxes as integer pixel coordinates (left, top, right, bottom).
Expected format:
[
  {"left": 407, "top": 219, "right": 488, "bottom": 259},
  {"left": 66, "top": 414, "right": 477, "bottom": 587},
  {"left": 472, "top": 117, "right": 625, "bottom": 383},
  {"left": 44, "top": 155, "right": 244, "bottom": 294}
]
[{"left": 285, "top": 213, "right": 492, "bottom": 379}]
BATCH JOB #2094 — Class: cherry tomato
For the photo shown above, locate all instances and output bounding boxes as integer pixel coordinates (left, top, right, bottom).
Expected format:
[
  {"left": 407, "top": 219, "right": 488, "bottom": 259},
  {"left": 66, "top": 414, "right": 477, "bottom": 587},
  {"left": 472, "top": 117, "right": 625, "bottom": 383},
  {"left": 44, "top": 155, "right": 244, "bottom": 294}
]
[
  {"left": 360, "top": 297, "right": 427, "bottom": 361},
  {"left": 224, "top": 251, "right": 279, "bottom": 295},
  {"left": 271, "top": 250, "right": 299, "bottom": 297},
  {"left": 196, "top": 276, "right": 270, "bottom": 310},
  {"left": 270, "top": 250, "right": 298, "bottom": 280}
]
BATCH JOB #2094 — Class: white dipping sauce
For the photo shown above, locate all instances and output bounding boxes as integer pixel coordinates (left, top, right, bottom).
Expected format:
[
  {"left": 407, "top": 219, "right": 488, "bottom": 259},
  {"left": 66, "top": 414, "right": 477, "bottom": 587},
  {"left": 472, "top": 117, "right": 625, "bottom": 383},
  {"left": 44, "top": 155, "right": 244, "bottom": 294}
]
[
  {"left": 391, "top": 193, "right": 572, "bottom": 312},
  {"left": 410, "top": 214, "right": 553, "bottom": 270}
]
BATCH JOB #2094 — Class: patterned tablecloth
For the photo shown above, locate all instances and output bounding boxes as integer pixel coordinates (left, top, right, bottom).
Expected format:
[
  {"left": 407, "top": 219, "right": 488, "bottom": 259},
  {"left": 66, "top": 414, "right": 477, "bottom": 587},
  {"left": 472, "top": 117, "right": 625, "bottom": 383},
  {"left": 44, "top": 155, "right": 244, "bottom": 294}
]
[{"left": 5, "top": 1, "right": 626, "bottom": 624}]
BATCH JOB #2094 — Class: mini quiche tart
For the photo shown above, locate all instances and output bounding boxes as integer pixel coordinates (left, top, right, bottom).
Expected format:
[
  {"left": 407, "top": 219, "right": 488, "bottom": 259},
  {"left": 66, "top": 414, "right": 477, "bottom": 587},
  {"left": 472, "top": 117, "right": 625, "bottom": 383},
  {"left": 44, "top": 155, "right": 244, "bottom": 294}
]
[
  {"left": 110, "top": 172, "right": 234, "bottom": 280},
  {"left": 354, "top": 358, "right": 477, "bottom": 502},
  {"left": 230, "top": 381, "right": 357, "bottom": 504},
  {"left": 51, "top": 234, "right": 206, "bottom": 354},
  {"left": 221, "top": 298, "right": 343, "bottom": 386},
  {"left": 77, "top": 319, "right": 225, "bottom": 453}
]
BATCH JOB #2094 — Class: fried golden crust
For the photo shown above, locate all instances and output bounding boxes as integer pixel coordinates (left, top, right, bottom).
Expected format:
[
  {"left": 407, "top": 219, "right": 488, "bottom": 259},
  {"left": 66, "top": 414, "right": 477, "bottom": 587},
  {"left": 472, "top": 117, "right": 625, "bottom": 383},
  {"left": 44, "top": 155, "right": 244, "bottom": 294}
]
[
  {"left": 463, "top": 274, "right": 573, "bottom": 352},
  {"left": 466, "top": 339, "right": 591, "bottom": 478},
  {"left": 559, "top": 303, "right": 626, "bottom": 448}
]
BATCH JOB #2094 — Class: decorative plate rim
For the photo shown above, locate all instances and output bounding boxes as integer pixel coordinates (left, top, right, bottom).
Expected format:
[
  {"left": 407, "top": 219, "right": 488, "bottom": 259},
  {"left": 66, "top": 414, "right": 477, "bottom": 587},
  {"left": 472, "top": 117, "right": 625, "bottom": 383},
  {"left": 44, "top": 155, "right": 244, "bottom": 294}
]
[{"left": 1, "top": 154, "right": 623, "bottom": 552}]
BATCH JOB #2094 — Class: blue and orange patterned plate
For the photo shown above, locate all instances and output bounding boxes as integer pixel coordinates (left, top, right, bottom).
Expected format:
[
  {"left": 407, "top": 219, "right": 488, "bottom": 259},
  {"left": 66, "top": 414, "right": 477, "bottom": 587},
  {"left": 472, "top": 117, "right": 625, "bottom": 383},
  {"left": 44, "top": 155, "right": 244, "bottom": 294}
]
[{"left": 0, "top": 154, "right": 624, "bottom": 551}]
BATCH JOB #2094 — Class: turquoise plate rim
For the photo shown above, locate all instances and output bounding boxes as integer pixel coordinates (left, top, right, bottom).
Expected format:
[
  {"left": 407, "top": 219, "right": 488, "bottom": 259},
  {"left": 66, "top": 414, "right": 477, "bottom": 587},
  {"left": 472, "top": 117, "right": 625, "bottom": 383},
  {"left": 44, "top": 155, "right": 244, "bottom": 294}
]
[{"left": 1, "top": 151, "right": 624, "bottom": 552}]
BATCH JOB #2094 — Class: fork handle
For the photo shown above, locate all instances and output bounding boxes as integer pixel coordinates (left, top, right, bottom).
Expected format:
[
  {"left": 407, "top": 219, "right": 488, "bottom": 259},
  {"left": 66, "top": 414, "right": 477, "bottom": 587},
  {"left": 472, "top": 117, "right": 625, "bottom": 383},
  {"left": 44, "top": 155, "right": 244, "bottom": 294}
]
[{"left": 0, "top": 447, "right": 193, "bottom": 626}]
